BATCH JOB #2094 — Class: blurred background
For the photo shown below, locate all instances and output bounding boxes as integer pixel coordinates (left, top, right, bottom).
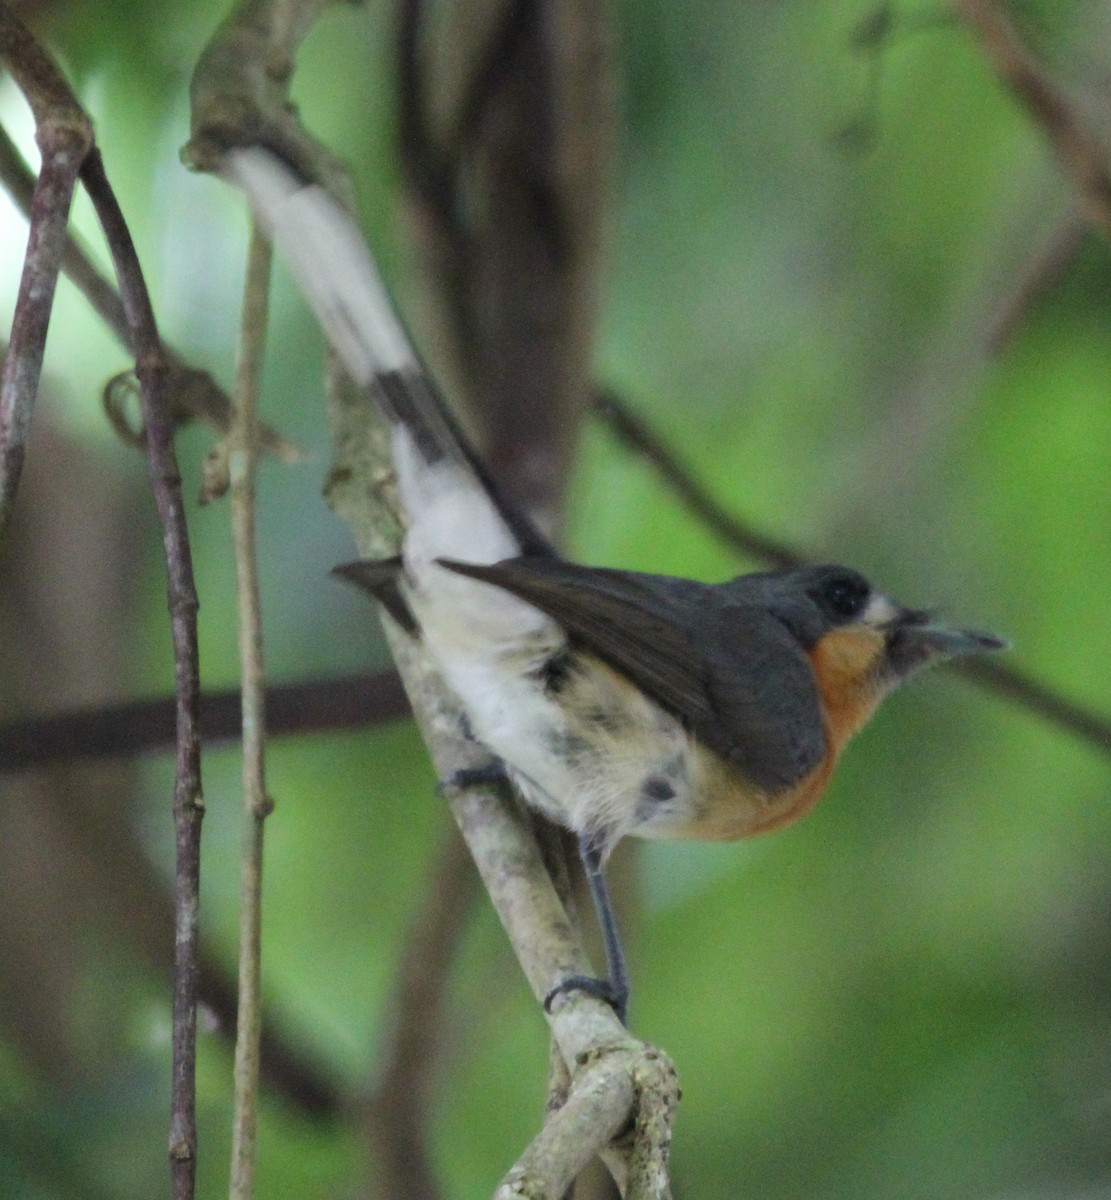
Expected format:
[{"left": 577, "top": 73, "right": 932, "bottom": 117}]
[{"left": 2, "top": 0, "right": 1110, "bottom": 1197}]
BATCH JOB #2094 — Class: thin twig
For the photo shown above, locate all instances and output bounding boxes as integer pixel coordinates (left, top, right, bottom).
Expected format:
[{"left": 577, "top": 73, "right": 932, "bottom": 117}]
[
  {"left": 228, "top": 223, "right": 273, "bottom": 1200},
  {"left": 985, "top": 210, "right": 1085, "bottom": 353},
  {"left": 956, "top": 0, "right": 1111, "bottom": 241},
  {"left": 591, "top": 387, "right": 799, "bottom": 569},
  {"left": 592, "top": 386, "right": 1111, "bottom": 762},
  {"left": 955, "top": 656, "right": 1111, "bottom": 752},
  {"left": 0, "top": 8, "right": 93, "bottom": 535},
  {"left": 80, "top": 146, "right": 204, "bottom": 1200}
]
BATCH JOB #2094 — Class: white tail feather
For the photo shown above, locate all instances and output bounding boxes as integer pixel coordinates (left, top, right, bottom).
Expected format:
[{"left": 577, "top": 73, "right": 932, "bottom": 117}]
[{"left": 221, "top": 147, "right": 413, "bottom": 382}]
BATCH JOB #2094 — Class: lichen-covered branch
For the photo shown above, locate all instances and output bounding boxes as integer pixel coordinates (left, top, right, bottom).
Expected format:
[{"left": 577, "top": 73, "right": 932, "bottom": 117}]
[{"left": 189, "top": 3, "right": 678, "bottom": 1193}]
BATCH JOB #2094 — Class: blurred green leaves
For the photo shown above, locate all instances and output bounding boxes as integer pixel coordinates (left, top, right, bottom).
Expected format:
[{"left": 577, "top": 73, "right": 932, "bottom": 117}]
[{"left": 2, "top": 1, "right": 1111, "bottom": 1197}]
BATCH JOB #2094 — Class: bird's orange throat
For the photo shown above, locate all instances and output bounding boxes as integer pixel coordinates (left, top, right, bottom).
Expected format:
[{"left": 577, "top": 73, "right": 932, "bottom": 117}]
[
  {"left": 807, "top": 626, "right": 888, "bottom": 754},
  {"left": 731, "top": 627, "right": 888, "bottom": 838}
]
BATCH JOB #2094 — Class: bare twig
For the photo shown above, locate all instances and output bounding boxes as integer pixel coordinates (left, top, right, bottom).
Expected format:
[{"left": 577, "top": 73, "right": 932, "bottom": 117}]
[
  {"left": 0, "top": 123, "right": 299, "bottom": 461},
  {"left": 0, "top": 7, "right": 93, "bottom": 535},
  {"left": 955, "top": 656, "right": 1111, "bottom": 752},
  {"left": 985, "top": 210, "right": 1086, "bottom": 353},
  {"left": 0, "top": 669, "right": 409, "bottom": 772},
  {"left": 228, "top": 223, "right": 273, "bottom": 1200},
  {"left": 81, "top": 139, "right": 205, "bottom": 1200},
  {"left": 495, "top": 1063, "right": 634, "bottom": 1199},
  {"left": 956, "top": 0, "right": 1111, "bottom": 241},
  {"left": 591, "top": 387, "right": 799, "bottom": 570}
]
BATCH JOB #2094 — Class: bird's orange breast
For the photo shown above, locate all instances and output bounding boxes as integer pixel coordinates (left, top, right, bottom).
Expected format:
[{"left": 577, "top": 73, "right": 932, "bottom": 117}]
[{"left": 663, "top": 626, "right": 889, "bottom": 843}]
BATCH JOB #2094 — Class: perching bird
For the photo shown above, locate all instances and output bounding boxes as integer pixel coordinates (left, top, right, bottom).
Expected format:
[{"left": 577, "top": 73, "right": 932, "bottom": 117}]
[{"left": 224, "top": 146, "right": 1006, "bottom": 1023}]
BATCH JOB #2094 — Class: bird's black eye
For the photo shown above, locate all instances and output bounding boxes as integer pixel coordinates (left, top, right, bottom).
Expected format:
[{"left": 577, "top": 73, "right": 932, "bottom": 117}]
[{"left": 815, "top": 571, "right": 870, "bottom": 621}]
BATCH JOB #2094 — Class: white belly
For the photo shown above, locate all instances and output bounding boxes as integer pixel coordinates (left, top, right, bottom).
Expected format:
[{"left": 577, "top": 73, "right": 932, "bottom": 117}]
[{"left": 394, "top": 426, "right": 698, "bottom": 850}]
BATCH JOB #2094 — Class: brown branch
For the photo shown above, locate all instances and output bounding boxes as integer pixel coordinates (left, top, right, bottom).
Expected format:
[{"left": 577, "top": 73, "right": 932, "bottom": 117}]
[
  {"left": 956, "top": 0, "right": 1111, "bottom": 242},
  {"left": 955, "top": 656, "right": 1111, "bottom": 753},
  {"left": 0, "top": 669, "right": 409, "bottom": 772},
  {"left": 984, "top": 210, "right": 1086, "bottom": 353},
  {"left": 591, "top": 387, "right": 799, "bottom": 570},
  {"left": 593, "top": 386, "right": 1111, "bottom": 762},
  {"left": 80, "top": 143, "right": 205, "bottom": 1200},
  {"left": 0, "top": 7, "right": 93, "bottom": 536}
]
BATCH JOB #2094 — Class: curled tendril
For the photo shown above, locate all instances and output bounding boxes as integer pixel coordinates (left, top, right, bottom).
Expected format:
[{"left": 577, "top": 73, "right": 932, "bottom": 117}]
[
  {"left": 103, "top": 364, "right": 303, "bottom": 462},
  {"left": 103, "top": 369, "right": 147, "bottom": 446}
]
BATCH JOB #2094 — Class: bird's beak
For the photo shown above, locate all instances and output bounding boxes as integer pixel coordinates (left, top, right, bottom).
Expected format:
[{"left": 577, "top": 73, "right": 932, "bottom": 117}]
[{"left": 884, "top": 608, "right": 1008, "bottom": 679}]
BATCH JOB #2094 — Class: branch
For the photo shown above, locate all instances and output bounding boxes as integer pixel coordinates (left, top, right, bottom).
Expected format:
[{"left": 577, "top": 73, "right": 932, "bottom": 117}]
[
  {"left": 0, "top": 7, "right": 93, "bottom": 535},
  {"left": 984, "top": 210, "right": 1085, "bottom": 353},
  {"left": 0, "top": 11, "right": 205, "bottom": 1197},
  {"left": 956, "top": 0, "right": 1111, "bottom": 241},
  {"left": 80, "top": 146, "right": 205, "bottom": 1200},
  {"left": 227, "top": 221, "right": 274, "bottom": 1199},
  {"left": 590, "top": 387, "right": 799, "bottom": 570},
  {"left": 592, "top": 386, "right": 1111, "bottom": 764},
  {"left": 0, "top": 670, "right": 409, "bottom": 773}
]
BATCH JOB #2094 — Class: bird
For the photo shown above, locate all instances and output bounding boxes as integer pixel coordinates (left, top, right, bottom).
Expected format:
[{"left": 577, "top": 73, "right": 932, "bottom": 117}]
[{"left": 223, "top": 146, "right": 1007, "bottom": 1024}]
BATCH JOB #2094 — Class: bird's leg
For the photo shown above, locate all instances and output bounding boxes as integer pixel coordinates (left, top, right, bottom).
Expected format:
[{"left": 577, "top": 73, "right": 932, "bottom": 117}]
[
  {"left": 543, "top": 833, "right": 629, "bottom": 1025},
  {"left": 447, "top": 763, "right": 630, "bottom": 1022}
]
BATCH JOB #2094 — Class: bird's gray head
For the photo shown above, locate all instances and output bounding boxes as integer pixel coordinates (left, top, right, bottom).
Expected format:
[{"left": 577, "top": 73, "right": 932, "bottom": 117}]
[{"left": 731, "top": 563, "right": 1006, "bottom": 683}]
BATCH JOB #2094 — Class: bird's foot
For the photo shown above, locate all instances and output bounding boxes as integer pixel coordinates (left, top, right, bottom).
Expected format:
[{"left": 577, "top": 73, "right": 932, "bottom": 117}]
[{"left": 543, "top": 973, "right": 629, "bottom": 1026}]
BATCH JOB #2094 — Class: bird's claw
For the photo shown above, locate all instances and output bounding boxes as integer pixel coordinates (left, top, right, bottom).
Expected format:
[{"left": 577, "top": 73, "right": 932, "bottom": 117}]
[{"left": 543, "top": 973, "right": 629, "bottom": 1026}]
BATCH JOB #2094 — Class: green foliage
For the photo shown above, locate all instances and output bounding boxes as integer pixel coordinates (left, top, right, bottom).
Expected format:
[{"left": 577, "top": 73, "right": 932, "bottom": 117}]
[{"left": 3, "top": 1, "right": 1111, "bottom": 1197}]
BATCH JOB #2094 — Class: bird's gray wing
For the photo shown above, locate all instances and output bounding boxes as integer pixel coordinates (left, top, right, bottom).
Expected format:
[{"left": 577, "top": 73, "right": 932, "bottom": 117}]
[
  {"left": 700, "top": 603, "right": 826, "bottom": 791},
  {"left": 441, "top": 558, "right": 825, "bottom": 791}
]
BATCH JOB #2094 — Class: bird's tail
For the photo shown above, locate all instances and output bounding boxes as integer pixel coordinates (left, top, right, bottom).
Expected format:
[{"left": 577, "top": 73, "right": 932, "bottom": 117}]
[{"left": 222, "top": 145, "right": 551, "bottom": 556}]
